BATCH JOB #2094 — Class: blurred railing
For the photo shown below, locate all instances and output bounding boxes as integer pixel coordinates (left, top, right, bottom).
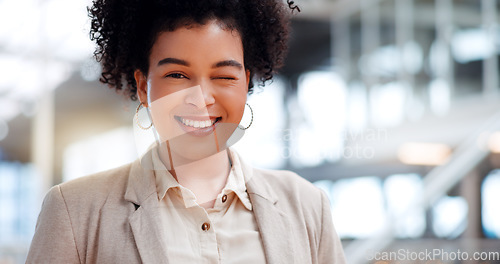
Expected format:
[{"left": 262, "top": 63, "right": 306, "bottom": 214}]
[{"left": 344, "top": 110, "right": 500, "bottom": 264}]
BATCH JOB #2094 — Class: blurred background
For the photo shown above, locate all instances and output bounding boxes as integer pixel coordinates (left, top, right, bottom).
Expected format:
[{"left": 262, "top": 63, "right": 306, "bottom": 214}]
[{"left": 1, "top": 0, "right": 500, "bottom": 263}]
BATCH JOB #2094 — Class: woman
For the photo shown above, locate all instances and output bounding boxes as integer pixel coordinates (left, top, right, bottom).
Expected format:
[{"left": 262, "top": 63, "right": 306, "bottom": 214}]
[{"left": 27, "top": 0, "right": 346, "bottom": 263}]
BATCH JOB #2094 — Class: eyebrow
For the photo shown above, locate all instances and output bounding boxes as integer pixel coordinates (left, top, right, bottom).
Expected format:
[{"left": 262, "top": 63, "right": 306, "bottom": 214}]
[
  {"left": 157, "top": 57, "right": 190, "bottom": 67},
  {"left": 212, "top": 60, "right": 243, "bottom": 70},
  {"left": 157, "top": 58, "right": 243, "bottom": 70}
]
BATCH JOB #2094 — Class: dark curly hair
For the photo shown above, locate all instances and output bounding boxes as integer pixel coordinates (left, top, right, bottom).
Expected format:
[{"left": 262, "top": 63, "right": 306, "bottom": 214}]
[{"left": 88, "top": 0, "right": 298, "bottom": 101}]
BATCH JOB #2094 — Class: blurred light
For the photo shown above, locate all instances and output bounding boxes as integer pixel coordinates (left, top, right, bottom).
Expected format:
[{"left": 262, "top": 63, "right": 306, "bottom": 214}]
[
  {"left": 452, "top": 28, "right": 496, "bottom": 63},
  {"left": 429, "top": 40, "right": 450, "bottom": 77},
  {"left": 0, "top": 55, "right": 71, "bottom": 96},
  {"left": 0, "top": 162, "right": 39, "bottom": 244},
  {"left": 370, "top": 82, "right": 406, "bottom": 127},
  {"left": 346, "top": 81, "right": 367, "bottom": 133},
  {"left": 20, "top": 99, "right": 37, "bottom": 118},
  {"left": 359, "top": 46, "right": 399, "bottom": 77},
  {"left": 313, "top": 180, "right": 334, "bottom": 203},
  {"left": 0, "top": 97, "right": 20, "bottom": 121},
  {"left": 80, "top": 57, "right": 102, "bottom": 81},
  {"left": 487, "top": 132, "right": 500, "bottom": 153},
  {"left": 384, "top": 174, "right": 425, "bottom": 238},
  {"left": 402, "top": 41, "right": 424, "bottom": 74},
  {"left": 63, "top": 127, "right": 137, "bottom": 182},
  {"left": 0, "top": 0, "right": 93, "bottom": 58},
  {"left": 406, "top": 94, "right": 425, "bottom": 121},
  {"left": 331, "top": 177, "right": 385, "bottom": 238},
  {"left": 0, "top": 54, "right": 24, "bottom": 91},
  {"left": 0, "top": 58, "right": 71, "bottom": 121},
  {"left": 0, "top": 0, "right": 41, "bottom": 53},
  {"left": 0, "top": 0, "right": 92, "bottom": 121},
  {"left": 232, "top": 78, "right": 286, "bottom": 169},
  {"left": 398, "top": 142, "right": 451, "bottom": 166},
  {"left": 44, "top": 0, "right": 95, "bottom": 61},
  {"left": 0, "top": 119, "right": 8, "bottom": 141},
  {"left": 292, "top": 71, "right": 347, "bottom": 167},
  {"left": 432, "top": 196, "right": 468, "bottom": 238},
  {"left": 358, "top": 43, "right": 423, "bottom": 77},
  {"left": 429, "top": 78, "right": 450, "bottom": 116},
  {"left": 482, "top": 170, "right": 500, "bottom": 238}
]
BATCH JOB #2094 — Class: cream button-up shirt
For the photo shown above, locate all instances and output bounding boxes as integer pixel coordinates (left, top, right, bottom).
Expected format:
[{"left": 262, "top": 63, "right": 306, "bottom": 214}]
[{"left": 153, "top": 149, "right": 266, "bottom": 263}]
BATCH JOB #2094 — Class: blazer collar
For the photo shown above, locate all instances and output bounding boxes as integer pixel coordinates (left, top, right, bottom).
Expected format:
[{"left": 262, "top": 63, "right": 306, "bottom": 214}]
[
  {"left": 125, "top": 155, "right": 170, "bottom": 263},
  {"left": 235, "top": 153, "right": 295, "bottom": 264},
  {"left": 124, "top": 158, "right": 155, "bottom": 205},
  {"left": 125, "top": 147, "right": 275, "bottom": 205},
  {"left": 230, "top": 150, "right": 277, "bottom": 202}
]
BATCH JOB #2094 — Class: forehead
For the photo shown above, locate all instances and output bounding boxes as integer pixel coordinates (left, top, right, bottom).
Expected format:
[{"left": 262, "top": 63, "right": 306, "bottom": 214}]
[{"left": 149, "top": 21, "right": 244, "bottom": 65}]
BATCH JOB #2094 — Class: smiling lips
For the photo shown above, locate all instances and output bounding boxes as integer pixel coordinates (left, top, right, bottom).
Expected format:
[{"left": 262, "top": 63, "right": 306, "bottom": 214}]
[{"left": 174, "top": 115, "right": 222, "bottom": 137}]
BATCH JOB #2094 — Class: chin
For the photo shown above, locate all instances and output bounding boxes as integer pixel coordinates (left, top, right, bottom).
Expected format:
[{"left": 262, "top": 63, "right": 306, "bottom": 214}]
[{"left": 170, "top": 136, "right": 221, "bottom": 163}]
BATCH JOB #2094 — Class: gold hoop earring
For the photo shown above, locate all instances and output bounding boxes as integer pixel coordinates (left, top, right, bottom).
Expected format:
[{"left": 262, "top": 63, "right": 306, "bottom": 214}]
[
  {"left": 239, "top": 103, "right": 253, "bottom": 130},
  {"left": 135, "top": 103, "right": 153, "bottom": 130}
]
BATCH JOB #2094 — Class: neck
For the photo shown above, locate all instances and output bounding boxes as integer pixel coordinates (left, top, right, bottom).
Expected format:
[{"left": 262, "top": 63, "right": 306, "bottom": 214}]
[{"left": 160, "top": 148, "right": 231, "bottom": 208}]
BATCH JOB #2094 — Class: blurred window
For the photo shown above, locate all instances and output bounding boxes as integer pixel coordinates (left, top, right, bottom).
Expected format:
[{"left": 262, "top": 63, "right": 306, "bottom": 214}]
[
  {"left": 383, "top": 174, "right": 426, "bottom": 238},
  {"left": 482, "top": 169, "right": 500, "bottom": 238},
  {"left": 369, "top": 82, "right": 407, "bottom": 127},
  {"left": 325, "top": 176, "right": 385, "bottom": 239},
  {"left": 432, "top": 196, "right": 468, "bottom": 238},
  {"left": 63, "top": 127, "right": 136, "bottom": 182},
  {"left": 0, "top": 162, "right": 38, "bottom": 262},
  {"left": 291, "top": 71, "right": 347, "bottom": 167},
  {"left": 233, "top": 77, "right": 286, "bottom": 169}
]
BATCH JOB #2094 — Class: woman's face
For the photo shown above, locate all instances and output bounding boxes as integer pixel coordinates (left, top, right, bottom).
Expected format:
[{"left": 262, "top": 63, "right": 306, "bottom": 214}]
[{"left": 135, "top": 20, "right": 249, "bottom": 162}]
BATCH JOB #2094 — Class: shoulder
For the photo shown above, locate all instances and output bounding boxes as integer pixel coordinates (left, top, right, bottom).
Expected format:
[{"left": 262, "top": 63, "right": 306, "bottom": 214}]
[
  {"left": 253, "top": 167, "right": 317, "bottom": 190},
  {"left": 251, "top": 167, "right": 326, "bottom": 207},
  {"left": 29, "top": 162, "right": 137, "bottom": 263},
  {"left": 47, "top": 162, "right": 133, "bottom": 210},
  {"left": 60, "top": 162, "right": 132, "bottom": 194},
  {"left": 39, "top": 162, "right": 136, "bottom": 233},
  {"left": 232, "top": 148, "right": 325, "bottom": 204}
]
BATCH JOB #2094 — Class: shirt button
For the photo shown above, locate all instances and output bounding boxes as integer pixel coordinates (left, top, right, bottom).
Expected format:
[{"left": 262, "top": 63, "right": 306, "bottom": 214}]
[
  {"left": 222, "top": 194, "right": 228, "bottom": 203},
  {"left": 201, "top": 222, "right": 210, "bottom": 231}
]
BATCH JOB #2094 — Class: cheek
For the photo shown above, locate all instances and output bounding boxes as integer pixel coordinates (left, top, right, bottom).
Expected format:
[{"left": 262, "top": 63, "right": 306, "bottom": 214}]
[
  {"left": 149, "top": 87, "right": 190, "bottom": 141},
  {"left": 222, "top": 89, "right": 247, "bottom": 122},
  {"left": 149, "top": 99, "right": 177, "bottom": 141},
  {"left": 147, "top": 81, "right": 173, "bottom": 104}
]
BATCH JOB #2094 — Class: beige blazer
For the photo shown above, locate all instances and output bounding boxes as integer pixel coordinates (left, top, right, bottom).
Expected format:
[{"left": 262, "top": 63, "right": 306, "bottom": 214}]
[{"left": 26, "top": 153, "right": 346, "bottom": 264}]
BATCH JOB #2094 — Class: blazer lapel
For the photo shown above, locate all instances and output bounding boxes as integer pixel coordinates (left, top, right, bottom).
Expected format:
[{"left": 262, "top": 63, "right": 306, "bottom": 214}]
[
  {"left": 125, "top": 158, "right": 170, "bottom": 263},
  {"left": 129, "top": 195, "right": 169, "bottom": 263},
  {"left": 240, "top": 154, "right": 294, "bottom": 264},
  {"left": 247, "top": 188, "right": 295, "bottom": 264}
]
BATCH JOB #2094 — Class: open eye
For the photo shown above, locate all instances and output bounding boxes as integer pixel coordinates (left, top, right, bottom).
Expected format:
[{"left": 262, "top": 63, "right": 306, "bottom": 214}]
[{"left": 165, "top": 73, "right": 188, "bottom": 79}]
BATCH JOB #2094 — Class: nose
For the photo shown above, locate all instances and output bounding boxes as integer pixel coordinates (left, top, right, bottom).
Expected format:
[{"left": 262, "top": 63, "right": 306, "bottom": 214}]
[{"left": 184, "top": 82, "right": 215, "bottom": 108}]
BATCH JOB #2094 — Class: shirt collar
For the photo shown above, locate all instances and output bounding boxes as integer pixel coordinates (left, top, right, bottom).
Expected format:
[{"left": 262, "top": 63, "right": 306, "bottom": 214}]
[
  {"left": 152, "top": 147, "right": 252, "bottom": 211},
  {"left": 152, "top": 148, "right": 181, "bottom": 202},
  {"left": 226, "top": 148, "right": 252, "bottom": 210}
]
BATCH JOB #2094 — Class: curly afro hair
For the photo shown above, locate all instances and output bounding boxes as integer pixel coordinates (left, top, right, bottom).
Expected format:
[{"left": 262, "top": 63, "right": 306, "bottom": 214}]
[{"left": 88, "top": 0, "right": 298, "bottom": 101}]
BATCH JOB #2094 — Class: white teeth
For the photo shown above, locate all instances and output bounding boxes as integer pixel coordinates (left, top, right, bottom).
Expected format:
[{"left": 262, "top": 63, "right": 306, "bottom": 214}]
[{"left": 179, "top": 117, "right": 216, "bottom": 128}]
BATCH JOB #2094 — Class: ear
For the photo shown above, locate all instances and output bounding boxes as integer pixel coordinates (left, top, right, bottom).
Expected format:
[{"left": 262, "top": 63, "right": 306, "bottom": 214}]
[
  {"left": 134, "top": 69, "right": 148, "bottom": 106},
  {"left": 245, "top": 69, "right": 251, "bottom": 92}
]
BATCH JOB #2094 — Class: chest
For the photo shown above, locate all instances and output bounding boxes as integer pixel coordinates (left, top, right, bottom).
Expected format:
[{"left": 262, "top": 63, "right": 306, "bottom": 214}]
[{"left": 159, "top": 191, "right": 267, "bottom": 264}]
